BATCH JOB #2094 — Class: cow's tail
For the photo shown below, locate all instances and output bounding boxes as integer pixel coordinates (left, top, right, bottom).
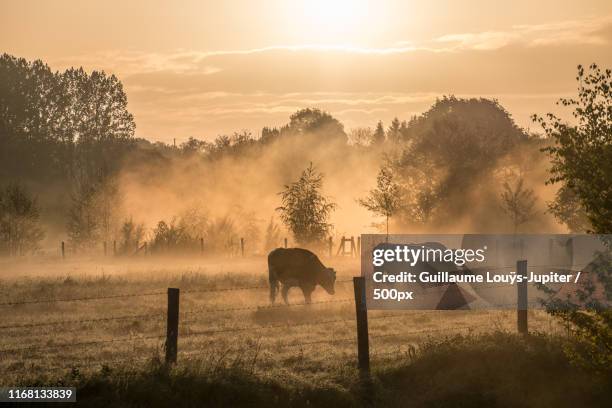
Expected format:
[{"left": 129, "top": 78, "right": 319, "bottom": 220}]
[{"left": 268, "top": 264, "right": 279, "bottom": 304}]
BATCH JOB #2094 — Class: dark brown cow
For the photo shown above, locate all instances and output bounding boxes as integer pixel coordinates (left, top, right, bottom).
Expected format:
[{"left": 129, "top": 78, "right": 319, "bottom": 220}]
[{"left": 268, "top": 248, "right": 336, "bottom": 304}]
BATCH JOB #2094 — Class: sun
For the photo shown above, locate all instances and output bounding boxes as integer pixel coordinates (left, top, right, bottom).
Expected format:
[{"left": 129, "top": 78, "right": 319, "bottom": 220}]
[{"left": 296, "top": 0, "right": 370, "bottom": 40}]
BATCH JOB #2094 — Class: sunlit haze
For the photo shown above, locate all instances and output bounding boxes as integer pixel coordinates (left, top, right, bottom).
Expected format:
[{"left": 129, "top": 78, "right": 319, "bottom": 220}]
[{"left": 2, "top": 0, "right": 612, "bottom": 141}]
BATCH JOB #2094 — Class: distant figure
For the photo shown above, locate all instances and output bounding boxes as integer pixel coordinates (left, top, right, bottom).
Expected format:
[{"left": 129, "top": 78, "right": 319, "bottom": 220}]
[{"left": 268, "top": 247, "right": 336, "bottom": 304}]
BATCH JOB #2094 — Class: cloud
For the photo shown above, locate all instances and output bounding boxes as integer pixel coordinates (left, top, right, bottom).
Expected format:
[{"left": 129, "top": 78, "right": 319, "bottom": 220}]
[
  {"left": 52, "top": 50, "right": 222, "bottom": 76},
  {"left": 435, "top": 16, "right": 612, "bottom": 50},
  {"left": 436, "top": 32, "right": 521, "bottom": 51},
  {"left": 49, "top": 15, "right": 612, "bottom": 78},
  {"left": 43, "top": 14, "right": 612, "bottom": 141}
]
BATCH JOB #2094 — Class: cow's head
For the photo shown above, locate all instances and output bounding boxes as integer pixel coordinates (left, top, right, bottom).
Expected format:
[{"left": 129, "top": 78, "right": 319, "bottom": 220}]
[{"left": 320, "top": 267, "right": 336, "bottom": 295}]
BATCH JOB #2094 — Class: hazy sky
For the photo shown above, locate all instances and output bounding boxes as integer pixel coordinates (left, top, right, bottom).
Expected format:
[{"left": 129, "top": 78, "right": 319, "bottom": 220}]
[{"left": 2, "top": 0, "right": 612, "bottom": 142}]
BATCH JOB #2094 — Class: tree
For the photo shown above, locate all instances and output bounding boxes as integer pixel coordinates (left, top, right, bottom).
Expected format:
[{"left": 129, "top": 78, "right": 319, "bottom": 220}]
[
  {"left": 180, "top": 137, "right": 207, "bottom": 155},
  {"left": 500, "top": 177, "right": 537, "bottom": 233},
  {"left": 284, "top": 108, "right": 347, "bottom": 143},
  {"left": 548, "top": 184, "right": 589, "bottom": 233},
  {"left": 533, "top": 64, "right": 612, "bottom": 374},
  {"left": 263, "top": 217, "right": 282, "bottom": 252},
  {"left": 387, "top": 117, "right": 401, "bottom": 144},
  {"left": 118, "top": 218, "right": 144, "bottom": 254},
  {"left": 359, "top": 164, "right": 403, "bottom": 239},
  {"left": 389, "top": 151, "right": 440, "bottom": 226},
  {"left": 391, "top": 96, "right": 527, "bottom": 226},
  {"left": 66, "top": 177, "right": 121, "bottom": 250},
  {"left": 372, "top": 121, "right": 385, "bottom": 145},
  {"left": 0, "top": 54, "right": 136, "bottom": 186},
  {"left": 277, "top": 163, "right": 336, "bottom": 246},
  {"left": 66, "top": 183, "right": 99, "bottom": 250},
  {"left": 348, "top": 127, "right": 373, "bottom": 146},
  {"left": 0, "top": 183, "right": 44, "bottom": 255},
  {"left": 536, "top": 248, "right": 611, "bottom": 374},
  {"left": 66, "top": 67, "right": 136, "bottom": 186},
  {"left": 533, "top": 63, "right": 612, "bottom": 234}
]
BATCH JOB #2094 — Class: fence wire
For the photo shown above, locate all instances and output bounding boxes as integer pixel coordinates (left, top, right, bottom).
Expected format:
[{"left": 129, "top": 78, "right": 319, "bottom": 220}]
[
  {"left": 0, "top": 312, "right": 165, "bottom": 331},
  {"left": 0, "top": 267, "right": 571, "bottom": 370},
  {"left": 0, "top": 290, "right": 167, "bottom": 307}
]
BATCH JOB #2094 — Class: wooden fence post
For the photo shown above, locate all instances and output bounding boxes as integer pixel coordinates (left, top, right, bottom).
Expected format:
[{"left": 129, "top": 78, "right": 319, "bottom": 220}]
[
  {"left": 336, "top": 236, "right": 345, "bottom": 256},
  {"left": 166, "top": 288, "right": 180, "bottom": 364},
  {"left": 240, "top": 238, "right": 245, "bottom": 257},
  {"left": 103, "top": 241, "right": 107, "bottom": 256},
  {"left": 353, "top": 277, "right": 370, "bottom": 374},
  {"left": 200, "top": 237, "right": 204, "bottom": 254},
  {"left": 144, "top": 242, "right": 148, "bottom": 256},
  {"left": 61, "top": 241, "right": 65, "bottom": 260},
  {"left": 517, "top": 260, "right": 528, "bottom": 335},
  {"left": 113, "top": 240, "right": 117, "bottom": 256},
  {"left": 284, "top": 238, "right": 288, "bottom": 248}
]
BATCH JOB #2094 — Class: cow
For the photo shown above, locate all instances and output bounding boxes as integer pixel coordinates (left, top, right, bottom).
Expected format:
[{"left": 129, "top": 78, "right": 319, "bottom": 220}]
[{"left": 268, "top": 247, "right": 336, "bottom": 304}]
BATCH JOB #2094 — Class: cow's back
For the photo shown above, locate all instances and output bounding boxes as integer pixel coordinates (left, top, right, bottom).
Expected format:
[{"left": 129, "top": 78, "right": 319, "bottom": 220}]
[{"left": 268, "top": 248, "right": 324, "bottom": 284}]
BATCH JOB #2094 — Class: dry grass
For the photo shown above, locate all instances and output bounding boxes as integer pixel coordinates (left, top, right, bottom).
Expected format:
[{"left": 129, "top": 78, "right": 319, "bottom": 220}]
[{"left": 1, "top": 255, "right": 595, "bottom": 407}]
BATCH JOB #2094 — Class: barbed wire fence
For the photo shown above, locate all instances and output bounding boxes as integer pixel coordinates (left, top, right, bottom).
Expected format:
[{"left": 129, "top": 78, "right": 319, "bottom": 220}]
[{"left": 0, "top": 260, "right": 574, "bottom": 376}]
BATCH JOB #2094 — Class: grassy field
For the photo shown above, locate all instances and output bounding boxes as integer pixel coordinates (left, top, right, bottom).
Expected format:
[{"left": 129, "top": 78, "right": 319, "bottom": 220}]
[{"left": 0, "top": 255, "right": 606, "bottom": 406}]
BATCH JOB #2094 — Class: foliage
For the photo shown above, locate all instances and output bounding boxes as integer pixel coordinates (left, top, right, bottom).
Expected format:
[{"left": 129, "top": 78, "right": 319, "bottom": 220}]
[
  {"left": 386, "top": 117, "right": 406, "bottom": 144},
  {"left": 203, "top": 131, "right": 258, "bottom": 159},
  {"left": 1, "top": 53, "right": 135, "bottom": 248},
  {"left": 151, "top": 220, "right": 188, "bottom": 253},
  {"left": 534, "top": 63, "right": 612, "bottom": 374},
  {"left": 118, "top": 219, "right": 144, "bottom": 255},
  {"left": 358, "top": 164, "right": 403, "bottom": 237},
  {"left": 500, "top": 177, "right": 537, "bottom": 233},
  {"left": 0, "top": 53, "right": 136, "bottom": 186},
  {"left": 67, "top": 183, "right": 99, "bottom": 249},
  {"left": 537, "top": 249, "right": 611, "bottom": 374},
  {"left": 347, "top": 127, "right": 373, "bottom": 146},
  {"left": 10, "top": 332, "right": 610, "bottom": 407},
  {"left": 233, "top": 208, "right": 261, "bottom": 254},
  {"left": 148, "top": 208, "right": 257, "bottom": 255},
  {"left": 379, "top": 332, "right": 609, "bottom": 407},
  {"left": 372, "top": 121, "right": 385, "bottom": 145},
  {"left": 286, "top": 108, "right": 347, "bottom": 142},
  {"left": 263, "top": 217, "right": 283, "bottom": 252},
  {"left": 277, "top": 163, "right": 336, "bottom": 246},
  {"left": 150, "top": 207, "right": 206, "bottom": 254},
  {"left": 548, "top": 184, "right": 590, "bottom": 232},
  {"left": 391, "top": 96, "right": 527, "bottom": 226},
  {"left": 261, "top": 108, "right": 347, "bottom": 145},
  {"left": 179, "top": 137, "right": 208, "bottom": 155},
  {"left": 93, "top": 178, "right": 122, "bottom": 243},
  {"left": 66, "top": 178, "right": 121, "bottom": 250},
  {"left": 204, "top": 216, "right": 239, "bottom": 254},
  {"left": 388, "top": 154, "right": 439, "bottom": 226},
  {"left": 0, "top": 183, "right": 44, "bottom": 255},
  {"left": 533, "top": 63, "right": 612, "bottom": 234}
]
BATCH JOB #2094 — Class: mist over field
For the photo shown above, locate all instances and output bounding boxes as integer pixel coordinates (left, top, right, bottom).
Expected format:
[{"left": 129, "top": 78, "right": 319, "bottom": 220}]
[
  {"left": 0, "top": 54, "right": 569, "bottom": 263},
  {"left": 1, "top": 1, "right": 611, "bottom": 405}
]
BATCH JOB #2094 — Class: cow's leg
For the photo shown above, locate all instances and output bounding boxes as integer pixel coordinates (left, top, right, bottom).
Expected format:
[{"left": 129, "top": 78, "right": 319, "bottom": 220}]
[
  {"left": 269, "top": 280, "right": 278, "bottom": 304},
  {"left": 281, "top": 284, "right": 290, "bottom": 304},
  {"left": 301, "top": 285, "right": 314, "bottom": 304},
  {"left": 268, "top": 267, "right": 278, "bottom": 304}
]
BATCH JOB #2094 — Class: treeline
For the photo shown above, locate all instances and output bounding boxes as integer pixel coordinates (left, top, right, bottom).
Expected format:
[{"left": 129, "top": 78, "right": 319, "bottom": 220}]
[
  {"left": 0, "top": 53, "right": 135, "bottom": 185},
  {"left": 0, "top": 53, "right": 134, "bottom": 254},
  {"left": 0, "top": 53, "right": 604, "bottom": 256}
]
